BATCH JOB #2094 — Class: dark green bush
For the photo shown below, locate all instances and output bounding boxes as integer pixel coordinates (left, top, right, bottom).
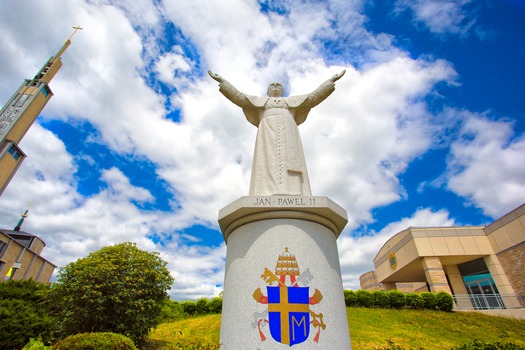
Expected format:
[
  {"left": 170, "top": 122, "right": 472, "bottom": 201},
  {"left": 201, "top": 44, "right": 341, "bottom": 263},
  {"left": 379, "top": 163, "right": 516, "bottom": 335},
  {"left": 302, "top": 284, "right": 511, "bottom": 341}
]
[
  {"left": 387, "top": 290, "right": 406, "bottom": 309},
  {"left": 22, "top": 338, "right": 52, "bottom": 350},
  {"left": 356, "top": 289, "right": 373, "bottom": 307},
  {"left": 451, "top": 340, "right": 525, "bottom": 350},
  {"left": 420, "top": 292, "right": 437, "bottom": 310},
  {"left": 372, "top": 290, "right": 390, "bottom": 308},
  {"left": 0, "top": 280, "right": 57, "bottom": 350},
  {"left": 195, "top": 297, "right": 211, "bottom": 315},
  {"left": 158, "top": 299, "right": 186, "bottom": 323},
  {"left": 53, "top": 332, "right": 137, "bottom": 350},
  {"left": 209, "top": 297, "right": 223, "bottom": 314},
  {"left": 436, "top": 291, "right": 454, "bottom": 312},
  {"left": 405, "top": 293, "right": 425, "bottom": 309},
  {"left": 344, "top": 290, "right": 358, "bottom": 307},
  {"left": 181, "top": 300, "right": 197, "bottom": 315},
  {"left": 50, "top": 242, "right": 173, "bottom": 346}
]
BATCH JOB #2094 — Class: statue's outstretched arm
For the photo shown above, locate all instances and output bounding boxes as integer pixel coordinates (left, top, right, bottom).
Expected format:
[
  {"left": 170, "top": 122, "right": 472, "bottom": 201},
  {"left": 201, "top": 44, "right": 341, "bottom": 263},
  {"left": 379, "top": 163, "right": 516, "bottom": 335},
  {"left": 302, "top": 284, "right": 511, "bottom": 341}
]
[
  {"left": 329, "top": 69, "right": 346, "bottom": 83},
  {"left": 208, "top": 70, "right": 224, "bottom": 83},
  {"left": 301, "top": 69, "right": 346, "bottom": 109},
  {"left": 208, "top": 70, "right": 251, "bottom": 108}
]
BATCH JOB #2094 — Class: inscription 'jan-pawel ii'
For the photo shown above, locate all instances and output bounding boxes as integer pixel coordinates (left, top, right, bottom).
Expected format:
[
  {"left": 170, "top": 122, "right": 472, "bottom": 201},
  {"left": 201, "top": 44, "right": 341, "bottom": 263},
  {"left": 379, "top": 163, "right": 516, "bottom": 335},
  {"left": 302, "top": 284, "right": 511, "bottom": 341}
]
[{"left": 253, "top": 197, "right": 317, "bottom": 206}]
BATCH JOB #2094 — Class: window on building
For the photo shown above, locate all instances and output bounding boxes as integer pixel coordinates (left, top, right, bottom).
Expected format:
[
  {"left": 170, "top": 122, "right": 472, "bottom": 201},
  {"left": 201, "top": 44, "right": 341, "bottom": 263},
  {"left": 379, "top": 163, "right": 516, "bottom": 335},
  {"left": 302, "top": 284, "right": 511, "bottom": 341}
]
[
  {"left": 0, "top": 240, "right": 7, "bottom": 256},
  {"left": 41, "top": 85, "right": 51, "bottom": 97},
  {"left": 8, "top": 146, "right": 20, "bottom": 160}
]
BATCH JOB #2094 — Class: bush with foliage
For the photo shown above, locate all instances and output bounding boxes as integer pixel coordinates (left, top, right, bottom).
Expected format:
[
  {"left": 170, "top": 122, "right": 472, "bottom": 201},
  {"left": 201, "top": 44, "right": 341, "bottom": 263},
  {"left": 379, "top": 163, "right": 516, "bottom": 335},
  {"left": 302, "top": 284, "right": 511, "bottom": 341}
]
[
  {"left": 50, "top": 242, "right": 174, "bottom": 346},
  {"left": 387, "top": 290, "right": 406, "bottom": 309},
  {"left": 451, "top": 340, "right": 524, "bottom": 350},
  {"left": 195, "top": 297, "right": 211, "bottom": 315},
  {"left": 344, "top": 289, "right": 358, "bottom": 307},
  {"left": 22, "top": 338, "right": 52, "bottom": 350},
  {"left": 405, "top": 293, "right": 425, "bottom": 309},
  {"left": 420, "top": 292, "right": 437, "bottom": 310},
  {"left": 181, "top": 300, "right": 197, "bottom": 315},
  {"left": 356, "top": 289, "right": 373, "bottom": 307},
  {"left": 0, "top": 280, "right": 57, "bottom": 350},
  {"left": 158, "top": 299, "right": 187, "bottom": 323},
  {"left": 372, "top": 290, "right": 390, "bottom": 308},
  {"left": 53, "top": 332, "right": 137, "bottom": 350},
  {"left": 209, "top": 297, "right": 223, "bottom": 314},
  {"left": 436, "top": 291, "right": 454, "bottom": 312}
]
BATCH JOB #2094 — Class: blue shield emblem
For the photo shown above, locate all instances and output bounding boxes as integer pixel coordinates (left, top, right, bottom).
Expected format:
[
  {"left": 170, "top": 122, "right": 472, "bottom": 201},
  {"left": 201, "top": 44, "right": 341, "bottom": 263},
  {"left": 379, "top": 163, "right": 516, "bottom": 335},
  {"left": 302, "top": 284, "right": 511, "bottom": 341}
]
[{"left": 267, "top": 286, "right": 310, "bottom": 346}]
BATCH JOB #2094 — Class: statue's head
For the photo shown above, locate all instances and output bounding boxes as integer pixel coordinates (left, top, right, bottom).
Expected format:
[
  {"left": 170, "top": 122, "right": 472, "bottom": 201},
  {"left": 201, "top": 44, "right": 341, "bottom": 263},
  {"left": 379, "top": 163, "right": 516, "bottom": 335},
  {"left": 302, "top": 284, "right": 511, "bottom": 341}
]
[{"left": 267, "top": 82, "right": 284, "bottom": 97}]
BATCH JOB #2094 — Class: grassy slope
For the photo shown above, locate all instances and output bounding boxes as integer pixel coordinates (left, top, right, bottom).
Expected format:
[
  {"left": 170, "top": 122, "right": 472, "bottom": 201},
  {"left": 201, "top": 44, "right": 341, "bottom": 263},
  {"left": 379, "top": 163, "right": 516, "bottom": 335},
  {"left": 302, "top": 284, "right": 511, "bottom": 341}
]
[{"left": 145, "top": 308, "right": 525, "bottom": 349}]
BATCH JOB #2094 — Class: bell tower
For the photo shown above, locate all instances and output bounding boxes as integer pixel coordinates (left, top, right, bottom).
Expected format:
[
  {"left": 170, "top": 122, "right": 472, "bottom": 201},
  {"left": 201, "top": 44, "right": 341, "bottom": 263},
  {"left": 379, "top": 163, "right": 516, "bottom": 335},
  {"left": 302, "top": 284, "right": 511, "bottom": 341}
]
[{"left": 0, "top": 26, "right": 82, "bottom": 196}]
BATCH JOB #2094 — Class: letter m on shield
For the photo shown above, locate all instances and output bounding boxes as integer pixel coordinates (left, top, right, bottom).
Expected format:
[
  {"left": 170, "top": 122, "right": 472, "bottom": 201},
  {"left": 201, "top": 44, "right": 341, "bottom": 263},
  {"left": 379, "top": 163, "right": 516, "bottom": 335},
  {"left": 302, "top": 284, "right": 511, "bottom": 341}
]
[{"left": 267, "top": 286, "right": 310, "bottom": 346}]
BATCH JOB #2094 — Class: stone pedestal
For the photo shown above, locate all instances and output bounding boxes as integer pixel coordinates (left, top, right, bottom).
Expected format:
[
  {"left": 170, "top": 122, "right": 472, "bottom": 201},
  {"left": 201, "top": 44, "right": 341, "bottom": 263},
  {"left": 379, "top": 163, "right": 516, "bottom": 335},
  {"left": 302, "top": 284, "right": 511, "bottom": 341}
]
[{"left": 218, "top": 196, "right": 351, "bottom": 349}]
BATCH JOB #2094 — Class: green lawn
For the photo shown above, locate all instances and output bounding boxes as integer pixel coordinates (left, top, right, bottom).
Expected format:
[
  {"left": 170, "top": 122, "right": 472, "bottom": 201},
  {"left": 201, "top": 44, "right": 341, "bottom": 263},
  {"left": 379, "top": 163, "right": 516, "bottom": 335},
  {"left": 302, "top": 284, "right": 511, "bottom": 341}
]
[{"left": 144, "top": 308, "right": 525, "bottom": 349}]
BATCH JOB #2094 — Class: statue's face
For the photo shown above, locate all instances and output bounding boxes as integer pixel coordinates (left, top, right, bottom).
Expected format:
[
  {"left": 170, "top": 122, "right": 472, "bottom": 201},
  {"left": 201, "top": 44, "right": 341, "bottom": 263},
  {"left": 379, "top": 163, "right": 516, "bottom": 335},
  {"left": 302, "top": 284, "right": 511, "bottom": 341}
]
[{"left": 267, "top": 82, "right": 284, "bottom": 97}]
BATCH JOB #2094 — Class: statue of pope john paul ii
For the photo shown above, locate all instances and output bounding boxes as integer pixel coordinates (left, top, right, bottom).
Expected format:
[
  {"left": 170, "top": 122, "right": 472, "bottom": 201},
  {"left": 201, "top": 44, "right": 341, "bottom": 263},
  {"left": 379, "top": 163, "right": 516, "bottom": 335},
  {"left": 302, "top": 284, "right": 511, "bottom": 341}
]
[{"left": 209, "top": 69, "right": 345, "bottom": 197}]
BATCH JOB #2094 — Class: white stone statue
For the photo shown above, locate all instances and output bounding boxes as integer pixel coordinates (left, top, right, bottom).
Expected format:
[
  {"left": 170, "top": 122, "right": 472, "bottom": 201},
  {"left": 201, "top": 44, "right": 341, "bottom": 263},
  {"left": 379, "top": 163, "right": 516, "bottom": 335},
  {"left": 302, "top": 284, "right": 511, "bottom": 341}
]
[{"left": 209, "top": 69, "right": 345, "bottom": 196}]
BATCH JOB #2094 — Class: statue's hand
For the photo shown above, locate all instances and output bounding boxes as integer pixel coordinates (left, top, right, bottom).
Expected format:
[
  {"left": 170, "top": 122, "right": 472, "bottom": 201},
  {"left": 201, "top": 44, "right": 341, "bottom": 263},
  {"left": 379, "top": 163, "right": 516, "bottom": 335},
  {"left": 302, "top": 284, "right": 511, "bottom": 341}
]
[
  {"left": 330, "top": 69, "right": 346, "bottom": 82},
  {"left": 208, "top": 70, "right": 224, "bottom": 83}
]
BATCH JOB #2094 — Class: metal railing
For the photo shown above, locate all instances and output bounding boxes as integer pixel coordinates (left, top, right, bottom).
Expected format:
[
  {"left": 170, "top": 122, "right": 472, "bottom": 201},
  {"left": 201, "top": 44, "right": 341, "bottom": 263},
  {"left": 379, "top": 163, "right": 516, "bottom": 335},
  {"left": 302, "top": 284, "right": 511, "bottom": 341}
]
[{"left": 453, "top": 293, "right": 525, "bottom": 310}]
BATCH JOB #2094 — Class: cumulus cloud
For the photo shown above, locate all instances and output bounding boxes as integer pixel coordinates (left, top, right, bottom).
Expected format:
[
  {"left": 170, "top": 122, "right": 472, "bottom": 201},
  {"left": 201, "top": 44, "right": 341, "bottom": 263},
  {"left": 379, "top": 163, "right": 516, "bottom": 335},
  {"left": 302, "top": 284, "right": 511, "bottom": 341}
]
[
  {"left": 445, "top": 112, "right": 525, "bottom": 218},
  {"left": 338, "top": 207, "right": 455, "bottom": 290},
  {"left": 0, "top": 0, "right": 520, "bottom": 300},
  {"left": 395, "top": 0, "right": 479, "bottom": 37}
]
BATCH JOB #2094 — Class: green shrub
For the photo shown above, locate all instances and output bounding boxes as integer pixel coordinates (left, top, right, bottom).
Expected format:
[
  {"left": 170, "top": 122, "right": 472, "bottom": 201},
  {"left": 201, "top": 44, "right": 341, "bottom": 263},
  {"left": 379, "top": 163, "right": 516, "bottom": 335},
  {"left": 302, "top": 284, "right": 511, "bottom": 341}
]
[
  {"left": 22, "top": 338, "right": 52, "bottom": 350},
  {"left": 356, "top": 290, "right": 373, "bottom": 307},
  {"left": 344, "top": 290, "right": 358, "bottom": 307},
  {"left": 50, "top": 242, "right": 173, "bottom": 346},
  {"left": 181, "top": 300, "right": 197, "bottom": 315},
  {"left": 209, "top": 297, "right": 223, "bottom": 314},
  {"left": 420, "top": 292, "right": 437, "bottom": 310},
  {"left": 0, "top": 280, "right": 57, "bottom": 350},
  {"left": 53, "top": 332, "right": 137, "bottom": 350},
  {"left": 372, "top": 290, "right": 390, "bottom": 308},
  {"left": 158, "top": 299, "right": 186, "bottom": 323},
  {"left": 451, "top": 340, "right": 525, "bottom": 349},
  {"left": 195, "top": 298, "right": 211, "bottom": 315},
  {"left": 405, "top": 293, "right": 425, "bottom": 310},
  {"left": 387, "top": 290, "right": 406, "bottom": 309},
  {"left": 436, "top": 291, "right": 454, "bottom": 312}
]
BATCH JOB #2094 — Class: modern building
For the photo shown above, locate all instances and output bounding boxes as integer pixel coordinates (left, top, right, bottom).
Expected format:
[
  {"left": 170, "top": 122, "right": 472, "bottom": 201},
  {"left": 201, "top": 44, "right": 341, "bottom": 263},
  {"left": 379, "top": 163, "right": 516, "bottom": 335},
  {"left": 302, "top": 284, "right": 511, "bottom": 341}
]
[
  {"left": 0, "top": 209, "right": 56, "bottom": 283},
  {"left": 360, "top": 203, "right": 525, "bottom": 310},
  {"left": 0, "top": 27, "right": 80, "bottom": 196}
]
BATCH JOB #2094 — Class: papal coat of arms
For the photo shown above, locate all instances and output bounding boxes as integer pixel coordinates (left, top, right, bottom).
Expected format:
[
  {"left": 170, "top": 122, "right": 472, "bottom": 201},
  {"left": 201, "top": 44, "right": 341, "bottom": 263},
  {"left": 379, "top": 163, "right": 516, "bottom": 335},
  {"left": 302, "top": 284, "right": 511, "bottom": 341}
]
[{"left": 252, "top": 248, "right": 326, "bottom": 347}]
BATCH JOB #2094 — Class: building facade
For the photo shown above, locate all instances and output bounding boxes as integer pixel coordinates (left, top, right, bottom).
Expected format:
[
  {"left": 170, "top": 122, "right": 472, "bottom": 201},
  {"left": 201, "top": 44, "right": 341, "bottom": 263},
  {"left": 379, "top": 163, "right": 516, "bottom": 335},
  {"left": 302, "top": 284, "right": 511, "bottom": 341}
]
[
  {"left": 0, "top": 31, "right": 78, "bottom": 196},
  {"left": 0, "top": 211, "right": 56, "bottom": 283},
  {"left": 360, "top": 203, "right": 525, "bottom": 310}
]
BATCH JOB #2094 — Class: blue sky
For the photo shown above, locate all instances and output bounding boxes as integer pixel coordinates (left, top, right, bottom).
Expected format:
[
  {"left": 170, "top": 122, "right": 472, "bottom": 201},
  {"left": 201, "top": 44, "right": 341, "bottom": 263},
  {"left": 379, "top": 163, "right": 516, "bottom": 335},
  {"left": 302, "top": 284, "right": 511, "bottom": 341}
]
[{"left": 0, "top": 0, "right": 524, "bottom": 300}]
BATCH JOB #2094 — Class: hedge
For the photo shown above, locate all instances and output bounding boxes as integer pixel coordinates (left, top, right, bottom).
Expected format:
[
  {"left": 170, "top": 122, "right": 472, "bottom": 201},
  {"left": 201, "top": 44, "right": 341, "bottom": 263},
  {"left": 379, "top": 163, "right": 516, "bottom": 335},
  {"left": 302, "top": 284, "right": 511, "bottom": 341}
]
[
  {"left": 343, "top": 289, "right": 454, "bottom": 311},
  {"left": 53, "top": 332, "right": 137, "bottom": 350}
]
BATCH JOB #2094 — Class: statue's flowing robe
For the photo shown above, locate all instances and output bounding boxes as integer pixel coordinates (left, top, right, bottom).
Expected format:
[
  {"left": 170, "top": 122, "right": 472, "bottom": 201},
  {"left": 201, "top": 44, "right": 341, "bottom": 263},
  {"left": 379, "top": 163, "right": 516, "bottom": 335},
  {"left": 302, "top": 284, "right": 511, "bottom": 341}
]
[{"left": 219, "top": 80, "right": 336, "bottom": 196}]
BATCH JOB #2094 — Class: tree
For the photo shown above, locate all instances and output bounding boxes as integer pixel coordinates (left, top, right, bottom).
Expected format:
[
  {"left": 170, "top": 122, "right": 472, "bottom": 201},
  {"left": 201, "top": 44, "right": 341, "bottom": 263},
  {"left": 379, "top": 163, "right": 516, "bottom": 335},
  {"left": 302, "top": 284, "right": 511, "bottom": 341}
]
[
  {"left": 195, "top": 297, "right": 211, "bottom": 315},
  {"left": 0, "top": 280, "right": 57, "bottom": 350},
  {"left": 209, "top": 297, "right": 223, "bottom": 314},
  {"left": 50, "top": 242, "right": 174, "bottom": 346}
]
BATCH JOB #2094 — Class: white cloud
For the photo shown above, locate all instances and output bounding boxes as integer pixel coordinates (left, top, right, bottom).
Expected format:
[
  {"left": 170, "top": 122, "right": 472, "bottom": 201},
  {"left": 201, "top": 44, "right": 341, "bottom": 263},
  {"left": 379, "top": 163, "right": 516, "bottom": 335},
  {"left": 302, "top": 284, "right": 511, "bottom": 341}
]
[
  {"left": 395, "top": 0, "right": 478, "bottom": 37},
  {"left": 154, "top": 46, "right": 194, "bottom": 87},
  {"left": 445, "top": 112, "right": 525, "bottom": 218},
  {"left": 338, "top": 207, "right": 455, "bottom": 290},
  {"left": 0, "top": 0, "right": 519, "bottom": 300}
]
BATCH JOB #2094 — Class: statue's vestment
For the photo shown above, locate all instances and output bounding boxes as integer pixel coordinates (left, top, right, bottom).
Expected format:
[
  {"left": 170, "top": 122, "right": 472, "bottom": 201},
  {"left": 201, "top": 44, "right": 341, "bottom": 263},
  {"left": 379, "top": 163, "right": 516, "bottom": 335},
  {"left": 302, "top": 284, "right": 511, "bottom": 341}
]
[{"left": 219, "top": 80, "right": 336, "bottom": 196}]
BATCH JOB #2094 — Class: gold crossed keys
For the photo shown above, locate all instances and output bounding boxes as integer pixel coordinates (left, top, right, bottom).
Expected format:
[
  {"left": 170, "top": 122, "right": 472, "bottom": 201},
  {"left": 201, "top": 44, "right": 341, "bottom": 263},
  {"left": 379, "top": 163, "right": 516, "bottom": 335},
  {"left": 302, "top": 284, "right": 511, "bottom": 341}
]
[{"left": 261, "top": 268, "right": 286, "bottom": 287}]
